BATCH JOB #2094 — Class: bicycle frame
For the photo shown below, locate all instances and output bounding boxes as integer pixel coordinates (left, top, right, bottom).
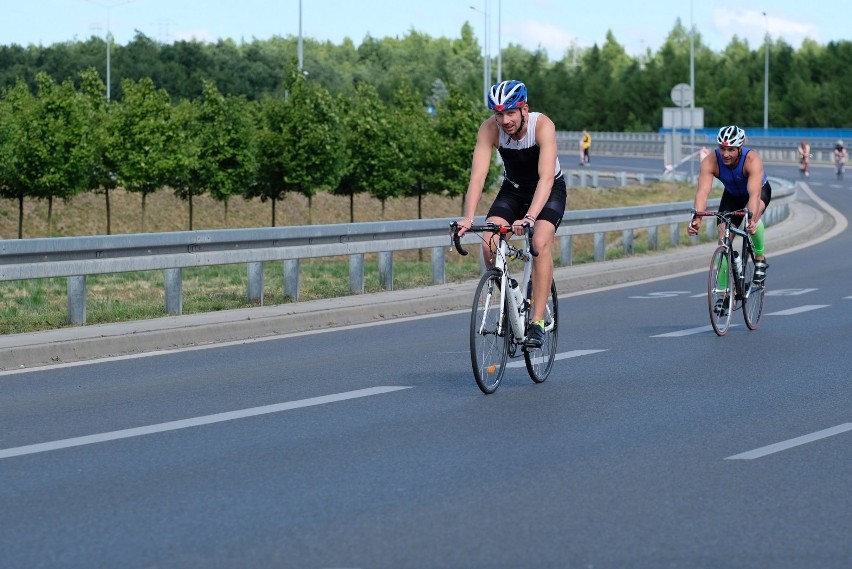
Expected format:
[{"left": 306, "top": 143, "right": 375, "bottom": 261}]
[
  {"left": 456, "top": 223, "right": 536, "bottom": 344},
  {"left": 692, "top": 207, "right": 765, "bottom": 334}
]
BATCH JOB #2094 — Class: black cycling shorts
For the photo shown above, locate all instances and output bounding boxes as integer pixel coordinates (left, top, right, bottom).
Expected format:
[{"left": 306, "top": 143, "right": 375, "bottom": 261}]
[
  {"left": 487, "top": 175, "right": 567, "bottom": 228},
  {"left": 718, "top": 180, "right": 772, "bottom": 227}
]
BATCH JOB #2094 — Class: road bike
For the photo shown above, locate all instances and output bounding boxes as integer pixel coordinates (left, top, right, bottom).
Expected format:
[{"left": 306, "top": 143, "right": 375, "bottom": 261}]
[
  {"left": 836, "top": 156, "right": 846, "bottom": 180},
  {"left": 450, "top": 222, "right": 558, "bottom": 394},
  {"left": 692, "top": 208, "right": 766, "bottom": 336}
]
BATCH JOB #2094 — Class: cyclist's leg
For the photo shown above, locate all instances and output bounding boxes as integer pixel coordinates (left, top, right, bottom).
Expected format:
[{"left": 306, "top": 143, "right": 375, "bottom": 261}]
[
  {"left": 752, "top": 182, "right": 772, "bottom": 283},
  {"left": 530, "top": 178, "right": 566, "bottom": 323}
]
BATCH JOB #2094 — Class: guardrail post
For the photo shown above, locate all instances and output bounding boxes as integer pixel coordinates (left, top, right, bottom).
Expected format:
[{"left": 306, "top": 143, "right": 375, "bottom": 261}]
[
  {"left": 648, "top": 226, "right": 658, "bottom": 250},
  {"left": 560, "top": 235, "right": 572, "bottom": 266},
  {"left": 669, "top": 223, "right": 680, "bottom": 247},
  {"left": 619, "top": 172, "right": 627, "bottom": 186},
  {"left": 579, "top": 170, "right": 588, "bottom": 187},
  {"left": 637, "top": 173, "right": 645, "bottom": 185},
  {"left": 431, "top": 246, "right": 445, "bottom": 285},
  {"left": 379, "top": 251, "right": 393, "bottom": 291},
  {"left": 564, "top": 171, "right": 574, "bottom": 186},
  {"left": 594, "top": 232, "right": 606, "bottom": 261},
  {"left": 164, "top": 268, "right": 183, "bottom": 315},
  {"left": 349, "top": 254, "right": 364, "bottom": 294},
  {"left": 592, "top": 171, "right": 599, "bottom": 187},
  {"left": 67, "top": 276, "right": 87, "bottom": 325},
  {"left": 247, "top": 262, "right": 264, "bottom": 305},
  {"left": 622, "top": 229, "right": 634, "bottom": 255},
  {"left": 284, "top": 259, "right": 300, "bottom": 301}
]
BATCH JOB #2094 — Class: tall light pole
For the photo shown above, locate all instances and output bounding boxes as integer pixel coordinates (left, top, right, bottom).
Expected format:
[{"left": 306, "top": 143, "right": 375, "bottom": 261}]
[
  {"left": 298, "top": 0, "right": 303, "bottom": 72},
  {"left": 496, "top": 0, "right": 501, "bottom": 83},
  {"left": 763, "top": 12, "right": 769, "bottom": 131},
  {"left": 86, "top": 0, "right": 135, "bottom": 102},
  {"left": 689, "top": 0, "right": 695, "bottom": 180},
  {"left": 470, "top": 3, "right": 489, "bottom": 105}
]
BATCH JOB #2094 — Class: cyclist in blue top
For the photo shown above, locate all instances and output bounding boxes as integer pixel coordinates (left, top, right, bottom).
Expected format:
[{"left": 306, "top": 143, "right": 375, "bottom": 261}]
[
  {"left": 688, "top": 125, "right": 771, "bottom": 286},
  {"left": 456, "top": 80, "right": 566, "bottom": 348}
]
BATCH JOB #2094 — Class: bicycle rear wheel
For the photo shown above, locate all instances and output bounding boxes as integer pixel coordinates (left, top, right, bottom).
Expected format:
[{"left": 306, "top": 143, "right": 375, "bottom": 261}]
[
  {"left": 708, "top": 246, "right": 733, "bottom": 336},
  {"left": 741, "top": 252, "right": 765, "bottom": 330},
  {"left": 524, "top": 280, "right": 558, "bottom": 383},
  {"left": 470, "top": 270, "right": 509, "bottom": 394}
]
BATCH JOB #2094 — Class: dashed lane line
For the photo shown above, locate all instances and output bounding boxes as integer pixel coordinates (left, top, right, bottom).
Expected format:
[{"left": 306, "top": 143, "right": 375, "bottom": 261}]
[{"left": 0, "top": 386, "right": 412, "bottom": 460}]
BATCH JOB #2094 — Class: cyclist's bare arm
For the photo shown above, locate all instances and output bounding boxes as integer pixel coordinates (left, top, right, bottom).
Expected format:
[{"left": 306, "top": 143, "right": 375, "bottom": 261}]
[
  {"left": 458, "top": 119, "right": 498, "bottom": 236},
  {"left": 688, "top": 153, "right": 719, "bottom": 235},
  {"left": 742, "top": 151, "right": 765, "bottom": 232}
]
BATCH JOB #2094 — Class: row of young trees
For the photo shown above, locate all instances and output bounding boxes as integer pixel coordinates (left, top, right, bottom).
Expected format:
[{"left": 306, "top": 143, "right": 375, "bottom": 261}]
[
  {"left": 2, "top": 20, "right": 851, "bottom": 130},
  {"left": 0, "top": 69, "right": 500, "bottom": 239}
]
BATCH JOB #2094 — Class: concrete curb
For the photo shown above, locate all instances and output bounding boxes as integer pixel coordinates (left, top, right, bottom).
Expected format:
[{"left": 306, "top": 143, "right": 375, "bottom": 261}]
[{"left": 0, "top": 188, "right": 839, "bottom": 372}]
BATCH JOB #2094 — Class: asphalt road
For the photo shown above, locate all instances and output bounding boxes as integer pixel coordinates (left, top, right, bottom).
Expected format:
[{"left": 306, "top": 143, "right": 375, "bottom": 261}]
[{"left": 0, "top": 158, "right": 849, "bottom": 568}]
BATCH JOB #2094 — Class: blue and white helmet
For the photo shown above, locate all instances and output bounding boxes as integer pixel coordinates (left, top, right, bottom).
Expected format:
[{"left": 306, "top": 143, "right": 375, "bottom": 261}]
[
  {"left": 717, "top": 125, "right": 745, "bottom": 148},
  {"left": 488, "top": 80, "right": 527, "bottom": 111}
]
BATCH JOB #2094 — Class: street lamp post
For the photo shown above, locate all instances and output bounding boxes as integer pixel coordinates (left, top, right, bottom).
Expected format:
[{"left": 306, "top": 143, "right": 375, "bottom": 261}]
[
  {"left": 470, "top": 3, "right": 489, "bottom": 105},
  {"left": 763, "top": 12, "right": 769, "bottom": 131},
  {"left": 298, "top": 0, "right": 303, "bottom": 72},
  {"left": 689, "top": 0, "right": 695, "bottom": 180},
  {"left": 85, "top": 0, "right": 135, "bottom": 102},
  {"left": 496, "top": 0, "right": 501, "bottom": 83}
]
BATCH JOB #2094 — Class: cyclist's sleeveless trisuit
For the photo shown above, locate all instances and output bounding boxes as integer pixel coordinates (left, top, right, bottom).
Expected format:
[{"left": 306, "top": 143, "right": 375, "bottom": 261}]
[
  {"left": 497, "top": 112, "right": 562, "bottom": 190},
  {"left": 714, "top": 146, "right": 767, "bottom": 197}
]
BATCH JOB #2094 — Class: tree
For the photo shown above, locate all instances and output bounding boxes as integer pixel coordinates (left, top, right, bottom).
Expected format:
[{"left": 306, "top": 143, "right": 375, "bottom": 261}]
[
  {"left": 5, "top": 73, "right": 93, "bottom": 236},
  {"left": 76, "top": 67, "right": 119, "bottom": 234},
  {"left": 111, "top": 77, "right": 182, "bottom": 231},
  {"left": 335, "top": 82, "right": 406, "bottom": 223},
  {"left": 431, "top": 87, "right": 499, "bottom": 215},
  {"left": 249, "top": 74, "right": 344, "bottom": 226}
]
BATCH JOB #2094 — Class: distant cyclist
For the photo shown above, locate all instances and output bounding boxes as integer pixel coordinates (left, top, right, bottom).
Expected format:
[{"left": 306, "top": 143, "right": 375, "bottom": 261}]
[
  {"left": 798, "top": 140, "right": 811, "bottom": 177},
  {"left": 834, "top": 139, "right": 847, "bottom": 177},
  {"left": 688, "top": 125, "right": 770, "bottom": 286}
]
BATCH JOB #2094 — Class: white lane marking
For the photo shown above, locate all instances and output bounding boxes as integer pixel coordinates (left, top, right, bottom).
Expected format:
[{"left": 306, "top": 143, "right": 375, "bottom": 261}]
[
  {"left": 506, "top": 349, "right": 606, "bottom": 368},
  {"left": 765, "top": 288, "right": 817, "bottom": 296},
  {"left": 652, "top": 324, "right": 740, "bottom": 337},
  {"left": 726, "top": 423, "right": 852, "bottom": 460},
  {"left": 766, "top": 304, "right": 830, "bottom": 316},
  {"left": 0, "top": 386, "right": 412, "bottom": 460}
]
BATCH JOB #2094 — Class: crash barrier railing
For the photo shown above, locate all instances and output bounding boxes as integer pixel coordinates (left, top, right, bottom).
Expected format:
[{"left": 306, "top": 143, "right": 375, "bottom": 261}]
[
  {"left": 558, "top": 131, "right": 844, "bottom": 163},
  {"left": 0, "top": 178, "right": 795, "bottom": 326}
]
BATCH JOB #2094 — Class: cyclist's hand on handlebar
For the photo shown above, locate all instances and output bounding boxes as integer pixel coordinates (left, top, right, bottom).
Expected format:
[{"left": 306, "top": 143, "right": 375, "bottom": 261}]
[
  {"left": 687, "top": 216, "right": 700, "bottom": 236},
  {"left": 511, "top": 218, "right": 530, "bottom": 236},
  {"left": 456, "top": 217, "right": 473, "bottom": 237},
  {"left": 746, "top": 217, "right": 757, "bottom": 234}
]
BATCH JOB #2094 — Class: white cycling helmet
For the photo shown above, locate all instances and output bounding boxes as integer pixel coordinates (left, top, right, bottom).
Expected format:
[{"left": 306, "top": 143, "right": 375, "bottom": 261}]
[
  {"left": 717, "top": 125, "right": 746, "bottom": 148},
  {"left": 837, "top": 140, "right": 844, "bottom": 147}
]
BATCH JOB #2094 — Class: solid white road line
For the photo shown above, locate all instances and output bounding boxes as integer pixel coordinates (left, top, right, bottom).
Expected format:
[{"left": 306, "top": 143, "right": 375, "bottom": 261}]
[
  {"left": 725, "top": 423, "right": 852, "bottom": 460},
  {"left": 766, "top": 304, "right": 830, "bottom": 316},
  {"left": 0, "top": 386, "right": 412, "bottom": 460},
  {"left": 506, "top": 349, "right": 606, "bottom": 368}
]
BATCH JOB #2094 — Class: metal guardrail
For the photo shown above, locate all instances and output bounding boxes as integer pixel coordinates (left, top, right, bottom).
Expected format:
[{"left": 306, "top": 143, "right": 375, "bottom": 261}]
[
  {"left": 558, "top": 131, "right": 842, "bottom": 163},
  {"left": 0, "top": 177, "right": 796, "bottom": 326}
]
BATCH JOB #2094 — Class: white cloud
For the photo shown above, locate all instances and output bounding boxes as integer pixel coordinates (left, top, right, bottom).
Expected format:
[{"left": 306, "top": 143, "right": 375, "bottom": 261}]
[
  {"left": 509, "top": 19, "right": 579, "bottom": 58},
  {"left": 711, "top": 8, "right": 819, "bottom": 47}
]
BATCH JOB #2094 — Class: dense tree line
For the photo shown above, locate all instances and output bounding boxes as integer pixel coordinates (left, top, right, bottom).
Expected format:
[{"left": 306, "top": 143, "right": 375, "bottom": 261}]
[
  {"left": 0, "top": 68, "right": 499, "bottom": 238},
  {"left": 2, "top": 19, "right": 851, "bottom": 238},
  {"left": 2, "top": 20, "right": 851, "bottom": 129}
]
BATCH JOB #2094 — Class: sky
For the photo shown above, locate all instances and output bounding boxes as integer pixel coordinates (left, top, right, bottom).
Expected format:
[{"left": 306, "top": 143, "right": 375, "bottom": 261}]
[{"left": 2, "top": 0, "right": 850, "bottom": 58}]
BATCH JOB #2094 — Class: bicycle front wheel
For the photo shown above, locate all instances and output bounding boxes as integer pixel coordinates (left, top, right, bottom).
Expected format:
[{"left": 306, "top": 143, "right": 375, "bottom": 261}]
[
  {"left": 708, "top": 246, "right": 733, "bottom": 336},
  {"left": 524, "top": 280, "right": 558, "bottom": 383},
  {"left": 470, "top": 270, "right": 509, "bottom": 394},
  {"left": 741, "top": 252, "right": 765, "bottom": 330}
]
